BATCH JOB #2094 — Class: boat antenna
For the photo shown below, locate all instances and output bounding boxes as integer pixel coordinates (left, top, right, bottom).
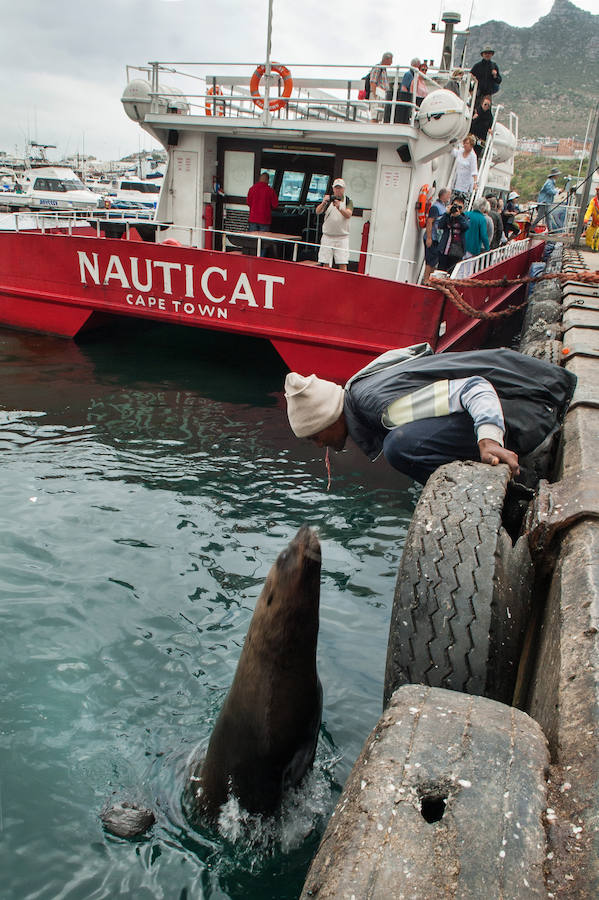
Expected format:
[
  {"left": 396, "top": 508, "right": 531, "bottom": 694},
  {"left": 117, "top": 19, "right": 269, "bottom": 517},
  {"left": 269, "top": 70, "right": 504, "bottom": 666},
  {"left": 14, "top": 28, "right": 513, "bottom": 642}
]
[
  {"left": 460, "top": 1, "right": 475, "bottom": 65},
  {"left": 263, "top": 0, "right": 273, "bottom": 118}
]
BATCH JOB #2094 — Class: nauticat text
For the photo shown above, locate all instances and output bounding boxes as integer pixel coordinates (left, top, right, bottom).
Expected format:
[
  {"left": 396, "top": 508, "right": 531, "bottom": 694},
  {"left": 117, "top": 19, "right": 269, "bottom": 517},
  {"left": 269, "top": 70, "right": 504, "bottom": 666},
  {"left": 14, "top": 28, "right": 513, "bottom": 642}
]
[{"left": 76, "top": 251, "right": 286, "bottom": 319}]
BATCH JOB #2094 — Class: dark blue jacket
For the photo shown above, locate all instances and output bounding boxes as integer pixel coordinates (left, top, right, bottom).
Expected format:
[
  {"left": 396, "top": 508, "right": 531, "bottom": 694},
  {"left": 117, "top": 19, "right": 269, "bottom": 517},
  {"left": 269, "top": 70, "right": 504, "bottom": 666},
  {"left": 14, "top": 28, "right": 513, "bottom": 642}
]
[{"left": 343, "top": 347, "right": 576, "bottom": 461}]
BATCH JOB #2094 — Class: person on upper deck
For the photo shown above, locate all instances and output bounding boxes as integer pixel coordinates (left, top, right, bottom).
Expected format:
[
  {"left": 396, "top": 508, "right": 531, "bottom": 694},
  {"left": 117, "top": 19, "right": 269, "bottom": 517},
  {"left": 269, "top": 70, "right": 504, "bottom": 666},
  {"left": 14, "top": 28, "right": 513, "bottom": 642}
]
[
  {"left": 369, "top": 52, "right": 393, "bottom": 122},
  {"left": 452, "top": 135, "right": 478, "bottom": 198},
  {"left": 470, "top": 96, "right": 494, "bottom": 159},
  {"left": 470, "top": 46, "right": 502, "bottom": 101},
  {"left": 316, "top": 178, "right": 353, "bottom": 271},
  {"left": 283, "top": 345, "right": 576, "bottom": 486},
  {"left": 396, "top": 58, "right": 428, "bottom": 124},
  {"left": 247, "top": 172, "right": 278, "bottom": 232}
]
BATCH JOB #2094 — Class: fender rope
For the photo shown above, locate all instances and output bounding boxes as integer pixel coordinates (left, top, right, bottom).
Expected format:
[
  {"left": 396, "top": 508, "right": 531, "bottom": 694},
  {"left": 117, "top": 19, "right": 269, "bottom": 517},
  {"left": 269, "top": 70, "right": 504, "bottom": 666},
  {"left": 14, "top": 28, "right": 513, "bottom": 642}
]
[{"left": 428, "top": 268, "right": 599, "bottom": 320}]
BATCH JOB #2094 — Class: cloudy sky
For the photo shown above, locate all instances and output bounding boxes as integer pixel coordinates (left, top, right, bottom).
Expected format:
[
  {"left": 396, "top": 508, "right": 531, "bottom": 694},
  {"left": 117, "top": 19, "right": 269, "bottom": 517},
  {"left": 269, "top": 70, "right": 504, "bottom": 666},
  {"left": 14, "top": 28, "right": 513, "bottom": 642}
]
[{"left": 1, "top": 0, "right": 596, "bottom": 162}]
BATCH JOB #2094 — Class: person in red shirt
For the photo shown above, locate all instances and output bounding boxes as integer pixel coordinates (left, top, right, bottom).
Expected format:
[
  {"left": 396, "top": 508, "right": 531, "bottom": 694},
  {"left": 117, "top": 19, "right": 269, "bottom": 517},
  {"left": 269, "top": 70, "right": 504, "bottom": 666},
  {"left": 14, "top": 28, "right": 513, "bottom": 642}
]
[{"left": 247, "top": 172, "right": 279, "bottom": 231}]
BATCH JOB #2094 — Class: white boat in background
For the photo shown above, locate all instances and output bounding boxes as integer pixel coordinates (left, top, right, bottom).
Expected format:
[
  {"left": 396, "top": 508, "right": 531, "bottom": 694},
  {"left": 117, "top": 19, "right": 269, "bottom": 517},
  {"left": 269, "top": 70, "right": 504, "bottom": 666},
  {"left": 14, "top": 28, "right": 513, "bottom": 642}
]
[
  {"left": 105, "top": 174, "right": 162, "bottom": 212},
  {"left": 0, "top": 166, "right": 101, "bottom": 213}
]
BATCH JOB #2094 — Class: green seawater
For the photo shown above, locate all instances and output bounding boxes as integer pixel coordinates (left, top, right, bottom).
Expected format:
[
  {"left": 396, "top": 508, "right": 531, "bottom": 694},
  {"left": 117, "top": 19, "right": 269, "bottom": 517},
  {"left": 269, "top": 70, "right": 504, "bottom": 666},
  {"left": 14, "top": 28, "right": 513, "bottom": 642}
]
[{"left": 0, "top": 325, "right": 418, "bottom": 899}]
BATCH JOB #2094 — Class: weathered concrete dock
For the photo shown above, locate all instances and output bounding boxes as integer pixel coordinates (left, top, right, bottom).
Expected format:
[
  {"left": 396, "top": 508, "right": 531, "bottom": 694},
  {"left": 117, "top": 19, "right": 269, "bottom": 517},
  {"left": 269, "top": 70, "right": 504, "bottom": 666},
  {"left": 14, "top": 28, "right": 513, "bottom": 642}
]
[{"left": 301, "top": 245, "right": 599, "bottom": 899}]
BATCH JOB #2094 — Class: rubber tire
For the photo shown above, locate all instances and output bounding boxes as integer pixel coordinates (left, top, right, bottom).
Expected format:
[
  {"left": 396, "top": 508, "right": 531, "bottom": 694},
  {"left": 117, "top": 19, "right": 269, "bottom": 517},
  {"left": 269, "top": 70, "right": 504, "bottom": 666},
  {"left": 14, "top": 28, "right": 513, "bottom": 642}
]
[
  {"left": 520, "top": 339, "right": 563, "bottom": 365},
  {"left": 384, "top": 461, "right": 533, "bottom": 708}
]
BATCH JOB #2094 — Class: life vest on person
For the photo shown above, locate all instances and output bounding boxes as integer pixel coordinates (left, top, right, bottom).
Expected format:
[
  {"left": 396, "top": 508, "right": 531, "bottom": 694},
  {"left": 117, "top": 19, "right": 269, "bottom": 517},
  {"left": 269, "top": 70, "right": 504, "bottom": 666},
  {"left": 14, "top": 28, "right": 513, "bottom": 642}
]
[{"left": 250, "top": 63, "right": 293, "bottom": 111}]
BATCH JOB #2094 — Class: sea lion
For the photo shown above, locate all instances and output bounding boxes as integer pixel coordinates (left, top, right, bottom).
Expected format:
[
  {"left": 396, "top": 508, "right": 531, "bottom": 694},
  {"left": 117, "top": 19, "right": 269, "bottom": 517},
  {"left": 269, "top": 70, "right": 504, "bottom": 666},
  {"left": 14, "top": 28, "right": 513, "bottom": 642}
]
[{"left": 183, "top": 524, "right": 322, "bottom": 826}]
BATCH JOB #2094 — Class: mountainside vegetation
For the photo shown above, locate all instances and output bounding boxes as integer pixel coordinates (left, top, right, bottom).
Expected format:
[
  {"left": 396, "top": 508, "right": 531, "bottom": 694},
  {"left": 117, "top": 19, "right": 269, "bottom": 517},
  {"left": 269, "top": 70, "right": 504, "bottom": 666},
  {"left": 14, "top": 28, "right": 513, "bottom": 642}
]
[{"left": 455, "top": 0, "right": 598, "bottom": 139}]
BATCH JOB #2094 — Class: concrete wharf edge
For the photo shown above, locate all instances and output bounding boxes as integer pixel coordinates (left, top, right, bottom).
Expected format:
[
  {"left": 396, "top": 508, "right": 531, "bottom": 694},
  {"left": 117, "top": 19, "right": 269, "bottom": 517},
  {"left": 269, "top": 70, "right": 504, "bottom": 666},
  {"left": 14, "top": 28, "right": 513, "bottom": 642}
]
[{"left": 527, "top": 251, "right": 599, "bottom": 898}]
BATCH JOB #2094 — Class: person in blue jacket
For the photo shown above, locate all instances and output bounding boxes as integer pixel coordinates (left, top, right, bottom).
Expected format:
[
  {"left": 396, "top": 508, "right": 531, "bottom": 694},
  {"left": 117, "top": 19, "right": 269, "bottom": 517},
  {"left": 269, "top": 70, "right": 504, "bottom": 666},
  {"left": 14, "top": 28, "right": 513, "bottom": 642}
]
[
  {"left": 284, "top": 345, "right": 576, "bottom": 485},
  {"left": 533, "top": 167, "right": 561, "bottom": 230},
  {"left": 464, "top": 199, "right": 490, "bottom": 257}
]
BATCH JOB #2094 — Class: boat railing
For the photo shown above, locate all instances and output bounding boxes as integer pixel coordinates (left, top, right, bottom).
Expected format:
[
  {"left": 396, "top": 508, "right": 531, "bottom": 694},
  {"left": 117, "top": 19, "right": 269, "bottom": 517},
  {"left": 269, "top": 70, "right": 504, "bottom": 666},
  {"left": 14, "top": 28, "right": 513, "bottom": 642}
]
[
  {"left": 449, "top": 237, "right": 533, "bottom": 279},
  {"left": 126, "top": 61, "right": 474, "bottom": 127},
  {"left": 9, "top": 210, "right": 416, "bottom": 277}
]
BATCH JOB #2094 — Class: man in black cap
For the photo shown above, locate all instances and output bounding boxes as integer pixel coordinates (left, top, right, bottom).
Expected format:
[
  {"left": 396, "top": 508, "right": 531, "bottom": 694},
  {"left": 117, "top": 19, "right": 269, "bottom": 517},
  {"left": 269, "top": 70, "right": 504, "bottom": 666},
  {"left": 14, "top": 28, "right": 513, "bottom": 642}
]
[
  {"left": 533, "top": 168, "right": 562, "bottom": 231},
  {"left": 470, "top": 46, "right": 502, "bottom": 101}
]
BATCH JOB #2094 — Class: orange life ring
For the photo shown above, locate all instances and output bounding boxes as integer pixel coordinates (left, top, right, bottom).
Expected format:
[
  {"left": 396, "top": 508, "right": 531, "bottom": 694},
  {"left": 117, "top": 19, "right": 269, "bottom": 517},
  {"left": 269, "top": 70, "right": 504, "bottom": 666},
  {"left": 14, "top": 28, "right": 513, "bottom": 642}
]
[
  {"left": 205, "top": 85, "right": 225, "bottom": 116},
  {"left": 416, "top": 184, "right": 430, "bottom": 228},
  {"left": 250, "top": 63, "right": 293, "bottom": 111}
]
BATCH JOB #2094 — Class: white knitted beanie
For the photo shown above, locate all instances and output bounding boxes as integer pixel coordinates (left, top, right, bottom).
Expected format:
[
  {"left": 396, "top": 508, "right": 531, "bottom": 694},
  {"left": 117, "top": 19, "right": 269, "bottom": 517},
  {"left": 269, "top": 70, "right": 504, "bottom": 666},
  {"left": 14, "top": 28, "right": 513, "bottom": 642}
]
[{"left": 284, "top": 372, "right": 345, "bottom": 438}]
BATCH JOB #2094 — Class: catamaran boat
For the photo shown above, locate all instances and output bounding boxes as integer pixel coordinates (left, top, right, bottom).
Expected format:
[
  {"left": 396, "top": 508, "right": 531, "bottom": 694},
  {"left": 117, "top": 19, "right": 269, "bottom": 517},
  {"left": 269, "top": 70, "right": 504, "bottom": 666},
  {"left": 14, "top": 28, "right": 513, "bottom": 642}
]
[
  {"left": 0, "top": 166, "right": 101, "bottom": 213},
  {"left": 0, "top": 20, "right": 543, "bottom": 382}
]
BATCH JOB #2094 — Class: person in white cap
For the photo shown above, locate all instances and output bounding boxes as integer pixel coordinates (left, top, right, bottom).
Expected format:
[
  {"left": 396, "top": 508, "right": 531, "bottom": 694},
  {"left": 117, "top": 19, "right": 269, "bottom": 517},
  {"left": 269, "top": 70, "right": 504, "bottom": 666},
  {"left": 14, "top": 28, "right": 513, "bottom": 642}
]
[
  {"left": 315, "top": 179, "right": 353, "bottom": 271},
  {"left": 283, "top": 345, "right": 576, "bottom": 485}
]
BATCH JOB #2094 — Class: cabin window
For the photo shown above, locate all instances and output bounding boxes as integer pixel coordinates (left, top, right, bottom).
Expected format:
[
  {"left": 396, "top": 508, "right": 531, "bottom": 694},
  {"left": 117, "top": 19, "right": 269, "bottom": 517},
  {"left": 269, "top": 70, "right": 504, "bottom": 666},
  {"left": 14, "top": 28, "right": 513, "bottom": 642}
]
[
  {"left": 306, "top": 173, "right": 330, "bottom": 202},
  {"left": 279, "top": 171, "right": 305, "bottom": 202}
]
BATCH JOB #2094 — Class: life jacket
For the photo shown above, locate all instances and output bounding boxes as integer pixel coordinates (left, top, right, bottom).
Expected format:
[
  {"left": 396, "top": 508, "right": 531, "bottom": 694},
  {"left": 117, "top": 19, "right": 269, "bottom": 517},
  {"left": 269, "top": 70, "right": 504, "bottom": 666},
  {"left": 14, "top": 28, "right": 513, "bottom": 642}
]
[{"left": 343, "top": 347, "right": 577, "bottom": 461}]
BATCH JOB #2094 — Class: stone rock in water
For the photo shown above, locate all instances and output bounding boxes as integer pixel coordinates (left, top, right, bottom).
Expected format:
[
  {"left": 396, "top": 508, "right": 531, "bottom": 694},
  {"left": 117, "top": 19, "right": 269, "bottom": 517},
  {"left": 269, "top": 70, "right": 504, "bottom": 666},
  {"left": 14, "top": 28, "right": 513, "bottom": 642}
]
[{"left": 101, "top": 801, "right": 155, "bottom": 838}]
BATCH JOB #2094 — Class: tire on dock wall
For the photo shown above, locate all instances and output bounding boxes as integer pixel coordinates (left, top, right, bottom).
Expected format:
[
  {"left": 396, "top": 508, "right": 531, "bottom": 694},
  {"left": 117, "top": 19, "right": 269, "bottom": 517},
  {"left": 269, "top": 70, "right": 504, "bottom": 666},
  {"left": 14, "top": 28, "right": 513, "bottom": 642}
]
[
  {"left": 384, "top": 461, "right": 533, "bottom": 708},
  {"left": 300, "top": 685, "right": 549, "bottom": 900}
]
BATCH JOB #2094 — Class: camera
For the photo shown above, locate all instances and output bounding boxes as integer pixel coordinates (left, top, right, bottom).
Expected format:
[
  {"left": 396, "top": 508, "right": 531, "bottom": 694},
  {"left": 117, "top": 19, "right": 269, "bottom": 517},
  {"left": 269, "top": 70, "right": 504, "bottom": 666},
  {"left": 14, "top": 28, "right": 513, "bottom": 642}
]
[{"left": 450, "top": 203, "right": 460, "bottom": 214}]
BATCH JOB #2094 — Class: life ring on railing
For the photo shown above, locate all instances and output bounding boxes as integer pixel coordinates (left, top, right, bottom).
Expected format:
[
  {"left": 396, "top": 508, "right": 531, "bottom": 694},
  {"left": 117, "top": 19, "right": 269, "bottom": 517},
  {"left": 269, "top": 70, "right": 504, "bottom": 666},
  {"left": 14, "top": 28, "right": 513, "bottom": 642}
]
[
  {"left": 205, "top": 85, "right": 225, "bottom": 116},
  {"left": 416, "top": 184, "right": 431, "bottom": 229},
  {"left": 250, "top": 63, "right": 293, "bottom": 111}
]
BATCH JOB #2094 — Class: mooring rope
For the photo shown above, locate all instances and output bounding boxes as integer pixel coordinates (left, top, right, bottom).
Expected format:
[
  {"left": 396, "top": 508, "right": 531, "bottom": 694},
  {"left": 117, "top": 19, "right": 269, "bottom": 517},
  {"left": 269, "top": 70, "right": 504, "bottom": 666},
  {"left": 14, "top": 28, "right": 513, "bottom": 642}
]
[{"left": 428, "top": 268, "right": 599, "bottom": 321}]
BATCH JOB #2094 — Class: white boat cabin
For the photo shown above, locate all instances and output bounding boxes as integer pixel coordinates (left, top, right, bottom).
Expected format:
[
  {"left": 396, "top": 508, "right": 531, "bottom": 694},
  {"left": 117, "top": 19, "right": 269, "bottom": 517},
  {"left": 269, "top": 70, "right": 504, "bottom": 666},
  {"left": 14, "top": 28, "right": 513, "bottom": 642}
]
[{"left": 121, "top": 59, "right": 518, "bottom": 283}]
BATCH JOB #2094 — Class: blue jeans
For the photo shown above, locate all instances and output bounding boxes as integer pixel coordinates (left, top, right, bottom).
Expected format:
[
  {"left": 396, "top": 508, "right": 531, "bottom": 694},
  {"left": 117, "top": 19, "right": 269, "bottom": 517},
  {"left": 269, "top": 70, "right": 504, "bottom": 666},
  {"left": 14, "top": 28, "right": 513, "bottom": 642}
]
[
  {"left": 382, "top": 412, "right": 480, "bottom": 484},
  {"left": 248, "top": 223, "right": 270, "bottom": 232}
]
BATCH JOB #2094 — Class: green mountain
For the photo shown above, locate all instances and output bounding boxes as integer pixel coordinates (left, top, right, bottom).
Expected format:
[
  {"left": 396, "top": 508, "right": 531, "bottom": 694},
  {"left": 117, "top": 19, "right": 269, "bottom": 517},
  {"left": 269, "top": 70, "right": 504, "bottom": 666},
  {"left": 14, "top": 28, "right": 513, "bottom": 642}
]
[{"left": 455, "top": 0, "right": 598, "bottom": 139}]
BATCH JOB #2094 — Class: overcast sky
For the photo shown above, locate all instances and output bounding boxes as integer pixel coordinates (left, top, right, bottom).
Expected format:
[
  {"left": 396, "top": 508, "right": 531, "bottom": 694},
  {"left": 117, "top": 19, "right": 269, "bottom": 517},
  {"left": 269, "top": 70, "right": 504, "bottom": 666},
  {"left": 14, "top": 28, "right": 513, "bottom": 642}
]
[{"left": 1, "top": 0, "right": 596, "bottom": 162}]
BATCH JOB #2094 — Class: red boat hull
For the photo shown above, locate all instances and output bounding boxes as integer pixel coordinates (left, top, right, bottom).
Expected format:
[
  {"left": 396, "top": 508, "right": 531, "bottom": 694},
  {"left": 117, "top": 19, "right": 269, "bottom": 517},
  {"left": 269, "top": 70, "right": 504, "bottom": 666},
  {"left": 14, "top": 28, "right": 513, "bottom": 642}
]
[{"left": 0, "top": 232, "right": 544, "bottom": 381}]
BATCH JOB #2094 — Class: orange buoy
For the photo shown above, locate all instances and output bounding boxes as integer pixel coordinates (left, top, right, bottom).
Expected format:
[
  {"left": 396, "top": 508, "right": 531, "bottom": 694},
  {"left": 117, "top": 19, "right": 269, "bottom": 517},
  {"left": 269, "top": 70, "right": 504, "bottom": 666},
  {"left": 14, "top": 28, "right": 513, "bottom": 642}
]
[
  {"left": 205, "top": 85, "right": 225, "bottom": 116},
  {"left": 250, "top": 63, "right": 293, "bottom": 111}
]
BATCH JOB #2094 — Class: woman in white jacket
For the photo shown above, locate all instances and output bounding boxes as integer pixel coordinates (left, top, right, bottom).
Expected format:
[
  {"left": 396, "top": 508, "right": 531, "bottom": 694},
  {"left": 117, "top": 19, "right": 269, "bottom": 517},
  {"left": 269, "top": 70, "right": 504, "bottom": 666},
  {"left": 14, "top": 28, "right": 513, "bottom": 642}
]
[{"left": 452, "top": 135, "right": 478, "bottom": 198}]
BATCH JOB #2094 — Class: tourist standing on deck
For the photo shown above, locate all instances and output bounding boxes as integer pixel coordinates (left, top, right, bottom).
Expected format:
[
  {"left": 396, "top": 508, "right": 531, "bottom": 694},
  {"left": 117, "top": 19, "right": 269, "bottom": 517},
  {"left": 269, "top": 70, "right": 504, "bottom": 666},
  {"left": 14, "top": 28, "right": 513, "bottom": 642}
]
[
  {"left": 247, "top": 172, "right": 278, "bottom": 232},
  {"left": 470, "top": 46, "right": 502, "bottom": 101},
  {"left": 470, "top": 96, "right": 494, "bottom": 159},
  {"left": 502, "top": 191, "right": 520, "bottom": 240},
  {"left": 584, "top": 185, "right": 599, "bottom": 251},
  {"left": 396, "top": 58, "right": 428, "bottom": 124},
  {"left": 486, "top": 196, "right": 504, "bottom": 248},
  {"left": 316, "top": 179, "right": 353, "bottom": 271},
  {"left": 423, "top": 188, "right": 450, "bottom": 284},
  {"left": 452, "top": 136, "right": 478, "bottom": 199},
  {"left": 533, "top": 168, "right": 561, "bottom": 231},
  {"left": 369, "top": 52, "right": 393, "bottom": 122},
  {"left": 436, "top": 197, "right": 469, "bottom": 272},
  {"left": 464, "top": 199, "right": 490, "bottom": 258},
  {"left": 283, "top": 346, "right": 576, "bottom": 485}
]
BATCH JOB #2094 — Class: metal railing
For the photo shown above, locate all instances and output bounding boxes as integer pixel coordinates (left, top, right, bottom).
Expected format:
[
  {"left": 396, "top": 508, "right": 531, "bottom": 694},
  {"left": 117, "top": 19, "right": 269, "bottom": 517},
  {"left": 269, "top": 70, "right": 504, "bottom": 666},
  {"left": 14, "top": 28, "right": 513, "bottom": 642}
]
[
  {"left": 449, "top": 237, "right": 533, "bottom": 279},
  {"left": 126, "top": 60, "right": 474, "bottom": 128},
  {"left": 4, "top": 211, "right": 417, "bottom": 276}
]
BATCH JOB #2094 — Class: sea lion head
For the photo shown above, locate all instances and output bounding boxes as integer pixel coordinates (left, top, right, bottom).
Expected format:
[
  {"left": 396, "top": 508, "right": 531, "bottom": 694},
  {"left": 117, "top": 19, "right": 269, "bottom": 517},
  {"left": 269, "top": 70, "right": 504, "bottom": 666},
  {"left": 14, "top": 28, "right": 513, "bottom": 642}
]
[{"left": 249, "top": 525, "right": 321, "bottom": 652}]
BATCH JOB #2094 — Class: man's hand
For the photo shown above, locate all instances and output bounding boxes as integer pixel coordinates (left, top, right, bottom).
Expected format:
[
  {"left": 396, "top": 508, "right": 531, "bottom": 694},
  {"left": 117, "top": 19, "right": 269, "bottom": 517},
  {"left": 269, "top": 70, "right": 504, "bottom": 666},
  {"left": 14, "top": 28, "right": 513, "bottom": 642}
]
[
  {"left": 478, "top": 438, "right": 520, "bottom": 477},
  {"left": 426, "top": 236, "right": 432, "bottom": 247}
]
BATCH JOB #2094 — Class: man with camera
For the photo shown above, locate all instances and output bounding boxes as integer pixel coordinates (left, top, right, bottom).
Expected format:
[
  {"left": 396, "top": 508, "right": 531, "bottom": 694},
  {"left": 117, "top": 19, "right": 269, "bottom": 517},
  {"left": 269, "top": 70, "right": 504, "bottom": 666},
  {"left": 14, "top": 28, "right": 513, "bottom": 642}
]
[
  {"left": 435, "top": 197, "right": 469, "bottom": 271},
  {"left": 315, "top": 179, "right": 354, "bottom": 271}
]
